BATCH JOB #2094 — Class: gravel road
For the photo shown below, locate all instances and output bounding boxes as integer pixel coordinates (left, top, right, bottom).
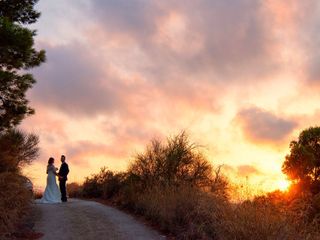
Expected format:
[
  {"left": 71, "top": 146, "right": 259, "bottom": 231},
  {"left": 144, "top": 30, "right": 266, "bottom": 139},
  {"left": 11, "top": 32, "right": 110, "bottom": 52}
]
[{"left": 34, "top": 199, "right": 165, "bottom": 240}]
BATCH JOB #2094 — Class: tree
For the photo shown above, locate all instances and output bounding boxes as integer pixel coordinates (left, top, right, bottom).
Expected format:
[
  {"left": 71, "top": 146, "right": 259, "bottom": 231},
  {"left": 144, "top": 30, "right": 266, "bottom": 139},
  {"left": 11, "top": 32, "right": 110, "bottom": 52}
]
[
  {"left": 0, "top": 0, "right": 45, "bottom": 132},
  {"left": 282, "top": 127, "right": 320, "bottom": 194},
  {"left": 0, "top": 129, "right": 39, "bottom": 173}
]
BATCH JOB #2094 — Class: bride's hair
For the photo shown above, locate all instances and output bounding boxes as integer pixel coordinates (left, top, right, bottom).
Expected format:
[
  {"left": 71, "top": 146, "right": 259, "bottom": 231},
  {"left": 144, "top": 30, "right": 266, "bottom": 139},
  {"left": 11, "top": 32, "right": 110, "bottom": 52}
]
[{"left": 48, "top": 157, "right": 54, "bottom": 165}]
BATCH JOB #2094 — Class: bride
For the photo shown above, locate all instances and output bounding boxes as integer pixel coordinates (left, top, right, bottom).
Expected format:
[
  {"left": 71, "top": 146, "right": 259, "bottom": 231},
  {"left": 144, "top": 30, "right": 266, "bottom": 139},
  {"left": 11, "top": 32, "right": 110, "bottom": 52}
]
[{"left": 39, "top": 157, "right": 61, "bottom": 203}]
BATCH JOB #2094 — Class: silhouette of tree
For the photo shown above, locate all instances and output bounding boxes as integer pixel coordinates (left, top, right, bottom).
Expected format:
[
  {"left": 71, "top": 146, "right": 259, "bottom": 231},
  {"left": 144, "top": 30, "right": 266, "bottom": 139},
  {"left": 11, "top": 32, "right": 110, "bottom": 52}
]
[
  {"left": 282, "top": 127, "right": 320, "bottom": 194},
  {"left": 0, "top": 129, "right": 39, "bottom": 173},
  {"left": 0, "top": 0, "right": 45, "bottom": 132}
]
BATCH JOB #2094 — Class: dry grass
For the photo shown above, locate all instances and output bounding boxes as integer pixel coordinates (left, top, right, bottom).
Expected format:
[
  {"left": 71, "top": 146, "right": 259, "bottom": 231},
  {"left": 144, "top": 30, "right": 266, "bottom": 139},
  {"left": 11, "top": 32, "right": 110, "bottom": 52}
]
[
  {"left": 134, "top": 184, "right": 226, "bottom": 239},
  {"left": 133, "top": 186, "right": 320, "bottom": 239},
  {"left": 0, "top": 172, "right": 33, "bottom": 238},
  {"left": 219, "top": 201, "right": 295, "bottom": 240}
]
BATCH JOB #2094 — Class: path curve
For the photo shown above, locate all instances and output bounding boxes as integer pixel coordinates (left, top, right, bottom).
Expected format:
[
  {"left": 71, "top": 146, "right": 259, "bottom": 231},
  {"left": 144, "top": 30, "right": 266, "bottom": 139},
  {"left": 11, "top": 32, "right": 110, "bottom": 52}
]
[{"left": 34, "top": 199, "right": 165, "bottom": 240}]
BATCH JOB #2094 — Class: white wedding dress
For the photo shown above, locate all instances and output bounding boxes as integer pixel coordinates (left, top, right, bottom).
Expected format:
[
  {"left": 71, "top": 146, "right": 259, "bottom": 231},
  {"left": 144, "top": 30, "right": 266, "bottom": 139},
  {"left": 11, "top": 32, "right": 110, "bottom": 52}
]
[{"left": 39, "top": 164, "right": 61, "bottom": 203}]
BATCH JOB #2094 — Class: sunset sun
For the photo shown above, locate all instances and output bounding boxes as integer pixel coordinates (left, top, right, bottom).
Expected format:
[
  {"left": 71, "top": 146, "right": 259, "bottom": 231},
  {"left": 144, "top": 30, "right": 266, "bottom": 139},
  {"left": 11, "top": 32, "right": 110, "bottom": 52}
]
[{"left": 277, "top": 179, "right": 291, "bottom": 192}]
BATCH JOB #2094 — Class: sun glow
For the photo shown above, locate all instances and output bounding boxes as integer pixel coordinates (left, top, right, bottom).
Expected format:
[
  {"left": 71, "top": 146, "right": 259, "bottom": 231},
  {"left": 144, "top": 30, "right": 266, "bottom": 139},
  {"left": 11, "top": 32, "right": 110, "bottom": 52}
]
[{"left": 277, "top": 179, "right": 291, "bottom": 192}]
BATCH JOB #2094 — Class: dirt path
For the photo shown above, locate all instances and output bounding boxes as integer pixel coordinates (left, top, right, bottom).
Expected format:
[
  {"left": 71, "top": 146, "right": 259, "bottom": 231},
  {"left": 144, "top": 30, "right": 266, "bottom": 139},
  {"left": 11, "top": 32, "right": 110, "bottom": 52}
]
[{"left": 34, "top": 199, "right": 165, "bottom": 240}]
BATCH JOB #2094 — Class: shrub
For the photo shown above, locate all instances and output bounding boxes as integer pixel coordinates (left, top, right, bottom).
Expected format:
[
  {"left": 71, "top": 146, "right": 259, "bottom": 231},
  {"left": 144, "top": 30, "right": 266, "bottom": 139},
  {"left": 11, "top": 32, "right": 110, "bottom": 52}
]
[
  {"left": 33, "top": 190, "right": 43, "bottom": 199},
  {"left": 0, "top": 129, "right": 39, "bottom": 237},
  {"left": 82, "top": 173, "right": 103, "bottom": 198},
  {"left": 0, "top": 172, "right": 33, "bottom": 238},
  {"left": 101, "top": 172, "right": 126, "bottom": 199},
  {"left": 128, "top": 132, "right": 228, "bottom": 197},
  {"left": 67, "top": 182, "right": 83, "bottom": 198},
  {"left": 82, "top": 168, "right": 127, "bottom": 199}
]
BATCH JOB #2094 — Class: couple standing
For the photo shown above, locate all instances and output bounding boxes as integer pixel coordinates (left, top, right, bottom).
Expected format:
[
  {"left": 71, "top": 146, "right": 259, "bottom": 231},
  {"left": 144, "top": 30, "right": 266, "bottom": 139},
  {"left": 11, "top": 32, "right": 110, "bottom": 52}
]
[{"left": 39, "top": 155, "right": 69, "bottom": 203}]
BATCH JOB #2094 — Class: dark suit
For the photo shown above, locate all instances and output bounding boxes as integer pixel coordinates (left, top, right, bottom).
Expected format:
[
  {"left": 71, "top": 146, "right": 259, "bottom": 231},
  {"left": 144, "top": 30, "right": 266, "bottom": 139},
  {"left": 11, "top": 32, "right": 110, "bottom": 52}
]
[{"left": 58, "top": 162, "right": 69, "bottom": 202}]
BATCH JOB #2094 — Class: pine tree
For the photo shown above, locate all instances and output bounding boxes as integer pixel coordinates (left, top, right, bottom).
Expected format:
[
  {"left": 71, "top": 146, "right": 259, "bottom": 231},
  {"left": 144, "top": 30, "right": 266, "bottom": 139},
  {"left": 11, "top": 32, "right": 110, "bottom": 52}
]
[{"left": 0, "top": 0, "right": 45, "bottom": 132}]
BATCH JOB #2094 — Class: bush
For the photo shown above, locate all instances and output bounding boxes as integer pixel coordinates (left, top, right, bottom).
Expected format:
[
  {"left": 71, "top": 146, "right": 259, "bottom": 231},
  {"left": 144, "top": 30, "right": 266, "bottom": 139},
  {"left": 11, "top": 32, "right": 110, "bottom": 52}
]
[
  {"left": 101, "top": 172, "right": 126, "bottom": 199},
  {"left": 0, "top": 172, "right": 33, "bottom": 238},
  {"left": 67, "top": 182, "right": 83, "bottom": 198},
  {"left": 33, "top": 190, "right": 42, "bottom": 199},
  {"left": 82, "top": 174, "right": 103, "bottom": 198},
  {"left": 82, "top": 168, "right": 127, "bottom": 200},
  {"left": 0, "top": 129, "right": 39, "bottom": 237},
  {"left": 129, "top": 132, "right": 228, "bottom": 196}
]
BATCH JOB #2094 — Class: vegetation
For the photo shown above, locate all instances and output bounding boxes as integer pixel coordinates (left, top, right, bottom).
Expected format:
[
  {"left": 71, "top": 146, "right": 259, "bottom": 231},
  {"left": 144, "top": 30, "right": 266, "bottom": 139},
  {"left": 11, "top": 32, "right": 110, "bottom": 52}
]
[
  {"left": 70, "top": 130, "right": 320, "bottom": 239},
  {"left": 0, "top": 0, "right": 45, "bottom": 132},
  {"left": 129, "top": 132, "right": 227, "bottom": 194},
  {"left": 0, "top": 130, "right": 39, "bottom": 238},
  {"left": 0, "top": 172, "right": 34, "bottom": 236},
  {"left": 0, "top": 0, "right": 44, "bottom": 237},
  {"left": 283, "top": 126, "right": 320, "bottom": 195},
  {"left": 0, "top": 129, "right": 39, "bottom": 173}
]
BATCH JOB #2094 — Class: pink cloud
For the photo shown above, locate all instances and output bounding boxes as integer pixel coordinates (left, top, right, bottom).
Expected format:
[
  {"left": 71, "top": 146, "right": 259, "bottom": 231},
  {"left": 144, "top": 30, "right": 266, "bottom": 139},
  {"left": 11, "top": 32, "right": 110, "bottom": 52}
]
[
  {"left": 235, "top": 106, "right": 297, "bottom": 144},
  {"left": 23, "top": 0, "right": 320, "bottom": 189}
]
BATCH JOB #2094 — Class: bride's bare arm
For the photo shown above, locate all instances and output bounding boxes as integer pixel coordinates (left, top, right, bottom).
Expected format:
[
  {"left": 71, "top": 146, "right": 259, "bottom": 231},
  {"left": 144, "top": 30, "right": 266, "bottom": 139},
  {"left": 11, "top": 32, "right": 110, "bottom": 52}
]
[{"left": 54, "top": 167, "right": 59, "bottom": 176}]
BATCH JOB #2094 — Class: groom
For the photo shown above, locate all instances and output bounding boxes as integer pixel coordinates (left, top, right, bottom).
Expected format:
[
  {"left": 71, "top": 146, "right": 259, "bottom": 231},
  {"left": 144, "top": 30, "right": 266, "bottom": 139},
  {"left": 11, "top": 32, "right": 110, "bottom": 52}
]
[{"left": 58, "top": 155, "right": 69, "bottom": 202}]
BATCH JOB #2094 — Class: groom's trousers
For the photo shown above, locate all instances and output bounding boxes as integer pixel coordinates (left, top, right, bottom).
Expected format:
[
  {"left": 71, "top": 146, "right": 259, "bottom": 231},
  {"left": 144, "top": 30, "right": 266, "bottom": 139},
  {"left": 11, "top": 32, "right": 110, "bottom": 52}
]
[{"left": 59, "top": 179, "right": 67, "bottom": 202}]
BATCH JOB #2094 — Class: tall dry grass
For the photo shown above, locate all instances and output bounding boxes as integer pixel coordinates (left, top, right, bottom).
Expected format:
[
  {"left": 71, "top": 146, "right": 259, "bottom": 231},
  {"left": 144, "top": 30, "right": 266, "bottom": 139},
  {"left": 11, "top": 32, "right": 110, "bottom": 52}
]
[{"left": 134, "top": 184, "right": 227, "bottom": 239}]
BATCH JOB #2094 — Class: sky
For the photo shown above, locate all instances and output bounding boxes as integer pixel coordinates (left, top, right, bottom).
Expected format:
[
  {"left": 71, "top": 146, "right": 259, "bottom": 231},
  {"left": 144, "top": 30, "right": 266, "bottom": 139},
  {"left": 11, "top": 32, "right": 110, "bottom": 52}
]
[{"left": 22, "top": 0, "right": 320, "bottom": 192}]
